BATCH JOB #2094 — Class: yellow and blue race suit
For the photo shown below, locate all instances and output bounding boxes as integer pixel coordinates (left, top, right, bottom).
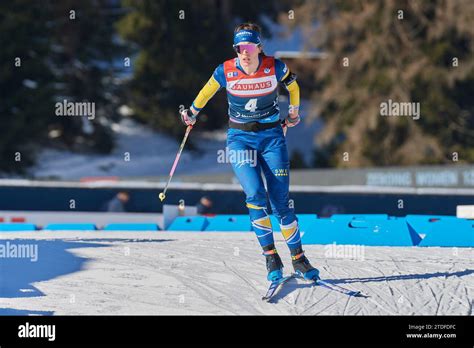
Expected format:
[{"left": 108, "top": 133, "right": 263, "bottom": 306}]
[{"left": 191, "top": 55, "right": 302, "bottom": 251}]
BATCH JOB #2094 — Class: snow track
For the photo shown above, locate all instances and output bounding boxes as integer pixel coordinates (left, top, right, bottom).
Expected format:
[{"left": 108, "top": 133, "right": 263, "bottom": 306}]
[{"left": 0, "top": 232, "right": 472, "bottom": 315}]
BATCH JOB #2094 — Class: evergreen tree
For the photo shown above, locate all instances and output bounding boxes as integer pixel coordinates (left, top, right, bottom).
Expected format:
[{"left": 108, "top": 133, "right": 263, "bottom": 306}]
[
  {"left": 0, "top": 0, "right": 127, "bottom": 173},
  {"left": 288, "top": 0, "right": 474, "bottom": 167},
  {"left": 47, "top": 0, "right": 127, "bottom": 153},
  {"left": 0, "top": 1, "right": 54, "bottom": 173},
  {"left": 117, "top": 0, "right": 290, "bottom": 138}
]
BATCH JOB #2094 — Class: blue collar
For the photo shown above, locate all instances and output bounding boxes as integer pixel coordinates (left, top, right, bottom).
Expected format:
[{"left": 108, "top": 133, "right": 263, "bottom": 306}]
[{"left": 236, "top": 55, "right": 262, "bottom": 75}]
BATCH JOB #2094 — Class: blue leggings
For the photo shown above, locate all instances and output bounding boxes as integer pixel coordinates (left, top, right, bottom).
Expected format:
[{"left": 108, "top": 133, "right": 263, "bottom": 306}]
[{"left": 227, "top": 125, "right": 302, "bottom": 251}]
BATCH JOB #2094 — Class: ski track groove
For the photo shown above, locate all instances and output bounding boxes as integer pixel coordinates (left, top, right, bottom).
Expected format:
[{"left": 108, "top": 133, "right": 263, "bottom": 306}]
[
  {"left": 222, "top": 261, "right": 260, "bottom": 296},
  {"left": 464, "top": 284, "right": 473, "bottom": 315},
  {"left": 370, "top": 263, "right": 402, "bottom": 314},
  {"left": 170, "top": 272, "right": 239, "bottom": 315},
  {"left": 298, "top": 285, "right": 334, "bottom": 315},
  {"left": 296, "top": 263, "right": 341, "bottom": 315},
  {"left": 135, "top": 249, "right": 253, "bottom": 314},
  {"left": 313, "top": 294, "right": 342, "bottom": 315},
  {"left": 342, "top": 294, "right": 351, "bottom": 315},
  {"left": 221, "top": 261, "right": 282, "bottom": 315}
]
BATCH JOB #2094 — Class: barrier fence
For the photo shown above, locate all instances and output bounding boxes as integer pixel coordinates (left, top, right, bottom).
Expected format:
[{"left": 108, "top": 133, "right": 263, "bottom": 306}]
[{"left": 0, "top": 212, "right": 472, "bottom": 247}]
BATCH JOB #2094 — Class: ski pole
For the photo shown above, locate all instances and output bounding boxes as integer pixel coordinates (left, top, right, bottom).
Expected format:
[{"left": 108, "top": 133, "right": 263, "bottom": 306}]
[{"left": 159, "top": 125, "right": 193, "bottom": 202}]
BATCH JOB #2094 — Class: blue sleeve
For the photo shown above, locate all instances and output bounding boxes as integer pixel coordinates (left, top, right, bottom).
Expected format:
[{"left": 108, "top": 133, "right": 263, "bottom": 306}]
[
  {"left": 212, "top": 64, "right": 226, "bottom": 88},
  {"left": 275, "top": 59, "right": 290, "bottom": 82}
]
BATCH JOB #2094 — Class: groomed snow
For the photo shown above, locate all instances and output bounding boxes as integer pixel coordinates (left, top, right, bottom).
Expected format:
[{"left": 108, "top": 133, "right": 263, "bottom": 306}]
[{"left": 0, "top": 232, "right": 472, "bottom": 315}]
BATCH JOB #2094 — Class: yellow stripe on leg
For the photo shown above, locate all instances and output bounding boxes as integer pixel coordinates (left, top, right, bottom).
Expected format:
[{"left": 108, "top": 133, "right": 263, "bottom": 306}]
[
  {"left": 246, "top": 203, "right": 266, "bottom": 210},
  {"left": 280, "top": 220, "right": 298, "bottom": 241},
  {"left": 253, "top": 216, "right": 272, "bottom": 229}
]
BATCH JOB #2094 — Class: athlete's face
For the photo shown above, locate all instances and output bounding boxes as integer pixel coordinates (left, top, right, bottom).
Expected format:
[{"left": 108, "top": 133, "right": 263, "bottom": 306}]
[{"left": 235, "top": 41, "right": 261, "bottom": 68}]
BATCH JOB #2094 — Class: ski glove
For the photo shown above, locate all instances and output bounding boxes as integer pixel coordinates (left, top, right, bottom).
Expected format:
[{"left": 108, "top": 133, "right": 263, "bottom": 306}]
[
  {"left": 284, "top": 114, "right": 300, "bottom": 128},
  {"left": 180, "top": 108, "right": 197, "bottom": 126}
]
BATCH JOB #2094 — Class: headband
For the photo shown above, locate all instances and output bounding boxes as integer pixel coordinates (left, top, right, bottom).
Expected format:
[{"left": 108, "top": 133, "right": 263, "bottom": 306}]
[{"left": 233, "top": 29, "right": 261, "bottom": 46}]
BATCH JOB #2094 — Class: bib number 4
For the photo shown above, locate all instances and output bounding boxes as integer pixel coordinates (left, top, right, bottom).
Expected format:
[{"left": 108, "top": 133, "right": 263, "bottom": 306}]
[{"left": 244, "top": 98, "right": 258, "bottom": 112}]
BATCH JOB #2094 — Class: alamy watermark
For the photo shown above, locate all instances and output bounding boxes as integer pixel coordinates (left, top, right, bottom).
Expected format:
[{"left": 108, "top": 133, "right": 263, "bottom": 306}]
[
  {"left": 55, "top": 99, "right": 95, "bottom": 120},
  {"left": 324, "top": 242, "right": 365, "bottom": 261},
  {"left": 0, "top": 241, "right": 38, "bottom": 262},
  {"left": 380, "top": 99, "right": 420, "bottom": 120},
  {"left": 18, "top": 322, "right": 55, "bottom": 341},
  {"left": 217, "top": 147, "right": 257, "bottom": 168}
]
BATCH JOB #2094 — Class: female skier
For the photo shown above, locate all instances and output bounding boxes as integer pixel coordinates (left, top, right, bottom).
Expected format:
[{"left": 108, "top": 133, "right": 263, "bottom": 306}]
[{"left": 180, "top": 23, "right": 319, "bottom": 282}]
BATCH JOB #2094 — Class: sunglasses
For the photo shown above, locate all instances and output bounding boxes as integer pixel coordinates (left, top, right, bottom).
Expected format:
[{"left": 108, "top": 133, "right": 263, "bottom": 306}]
[{"left": 233, "top": 44, "right": 259, "bottom": 54}]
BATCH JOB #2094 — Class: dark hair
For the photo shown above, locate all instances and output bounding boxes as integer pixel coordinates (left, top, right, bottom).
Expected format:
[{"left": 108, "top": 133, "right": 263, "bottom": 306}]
[
  {"left": 234, "top": 22, "right": 262, "bottom": 34},
  {"left": 234, "top": 22, "right": 264, "bottom": 55}
]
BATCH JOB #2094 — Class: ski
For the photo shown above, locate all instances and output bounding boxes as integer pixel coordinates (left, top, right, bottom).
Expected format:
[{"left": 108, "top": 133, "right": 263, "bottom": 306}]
[
  {"left": 316, "top": 279, "right": 363, "bottom": 297},
  {"left": 262, "top": 275, "right": 294, "bottom": 302},
  {"left": 293, "top": 273, "right": 364, "bottom": 297}
]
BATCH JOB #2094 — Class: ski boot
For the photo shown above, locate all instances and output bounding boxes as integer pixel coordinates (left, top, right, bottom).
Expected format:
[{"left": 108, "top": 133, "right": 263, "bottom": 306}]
[
  {"left": 263, "top": 245, "right": 284, "bottom": 281},
  {"left": 291, "top": 246, "right": 320, "bottom": 281}
]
